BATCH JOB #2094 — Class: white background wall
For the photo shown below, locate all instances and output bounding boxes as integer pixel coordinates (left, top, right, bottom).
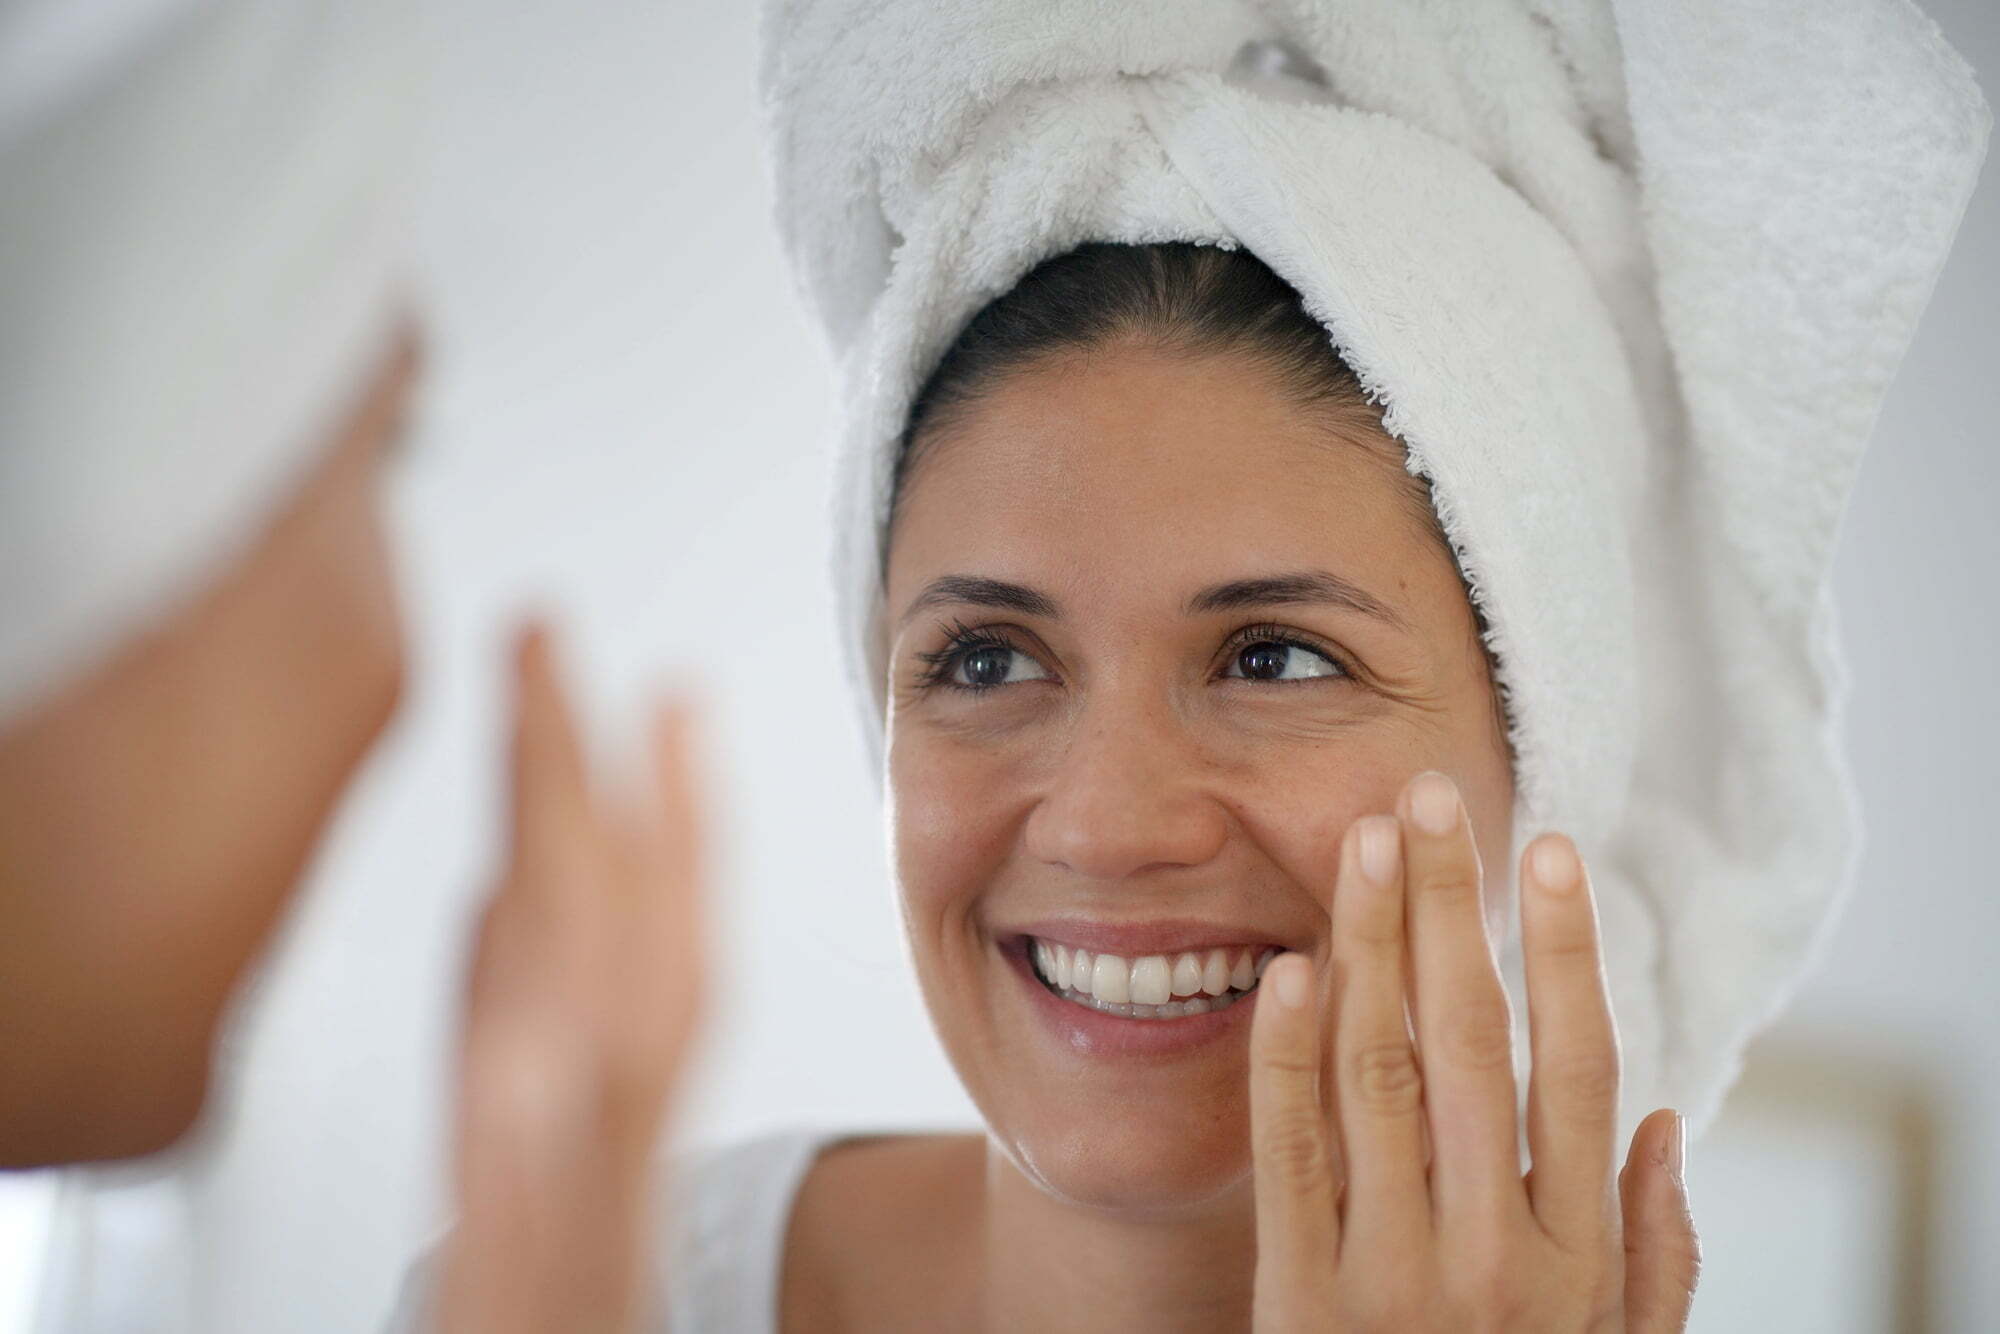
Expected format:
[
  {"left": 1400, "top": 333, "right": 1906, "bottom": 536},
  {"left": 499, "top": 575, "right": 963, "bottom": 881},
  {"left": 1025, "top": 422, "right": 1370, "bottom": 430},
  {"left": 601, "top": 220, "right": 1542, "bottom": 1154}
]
[{"left": 2, "top": 1, "right": 1995, "bottom": 1329}]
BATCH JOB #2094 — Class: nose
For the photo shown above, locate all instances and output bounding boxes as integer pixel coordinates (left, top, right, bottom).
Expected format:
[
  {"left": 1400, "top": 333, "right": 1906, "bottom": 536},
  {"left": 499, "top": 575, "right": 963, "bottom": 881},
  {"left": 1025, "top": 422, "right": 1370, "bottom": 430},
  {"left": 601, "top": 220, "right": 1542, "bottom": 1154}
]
[{"left": 1022, "top": 695, "right": 1230, "bottom": 881}]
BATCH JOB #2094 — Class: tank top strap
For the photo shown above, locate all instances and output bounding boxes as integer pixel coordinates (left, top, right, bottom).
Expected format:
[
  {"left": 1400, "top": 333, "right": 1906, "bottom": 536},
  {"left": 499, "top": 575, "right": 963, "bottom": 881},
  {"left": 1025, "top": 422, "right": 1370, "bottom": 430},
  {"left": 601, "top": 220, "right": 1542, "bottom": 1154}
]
[{"left": 656, "top": 1125, "right": 861, "bottom": 1332}]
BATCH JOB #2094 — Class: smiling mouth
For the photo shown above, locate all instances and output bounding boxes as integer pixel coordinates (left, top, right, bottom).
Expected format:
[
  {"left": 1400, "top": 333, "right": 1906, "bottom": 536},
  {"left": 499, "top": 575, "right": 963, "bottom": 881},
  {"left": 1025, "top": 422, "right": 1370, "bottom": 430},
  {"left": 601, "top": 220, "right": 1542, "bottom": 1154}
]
[{"left": 1028, "top": 937, "right": 1276, "bottom": 1020}]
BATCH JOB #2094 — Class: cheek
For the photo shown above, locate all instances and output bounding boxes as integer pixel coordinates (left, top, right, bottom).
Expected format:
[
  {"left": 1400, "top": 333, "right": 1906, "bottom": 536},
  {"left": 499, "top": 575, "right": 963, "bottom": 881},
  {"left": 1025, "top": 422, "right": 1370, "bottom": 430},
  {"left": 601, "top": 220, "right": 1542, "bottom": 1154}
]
[
  {"left": 886, "top": 728, "right": 1019, "bottom": 919},
  {"left": 885, "top": 701, "right": 1515, "bottom": 935},
  {"left": 1221, "top": 732, "right": 1413, "bottom": 905},
  {"left": 1223, "top": 720, "right": 1514, "bottom": 921}
]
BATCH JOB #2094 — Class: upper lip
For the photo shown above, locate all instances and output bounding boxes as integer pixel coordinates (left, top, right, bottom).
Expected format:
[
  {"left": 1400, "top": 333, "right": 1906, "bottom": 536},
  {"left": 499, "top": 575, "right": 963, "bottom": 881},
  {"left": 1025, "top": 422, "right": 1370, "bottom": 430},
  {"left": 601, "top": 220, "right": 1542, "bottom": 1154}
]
[{"left": 1001, "top": 917, "right": 1301, "bottom": 958}]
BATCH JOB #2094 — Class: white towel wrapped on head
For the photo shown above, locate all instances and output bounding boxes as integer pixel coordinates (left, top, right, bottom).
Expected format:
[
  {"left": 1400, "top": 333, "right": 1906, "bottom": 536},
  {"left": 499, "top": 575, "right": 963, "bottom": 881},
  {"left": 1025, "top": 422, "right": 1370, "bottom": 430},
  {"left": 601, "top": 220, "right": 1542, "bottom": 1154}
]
[
  {"left": 758, "top": 0, "right": 1990, "bottom": 1134},
  {"left": 0, "top": 0, "right": 418, "bottom": 725}
]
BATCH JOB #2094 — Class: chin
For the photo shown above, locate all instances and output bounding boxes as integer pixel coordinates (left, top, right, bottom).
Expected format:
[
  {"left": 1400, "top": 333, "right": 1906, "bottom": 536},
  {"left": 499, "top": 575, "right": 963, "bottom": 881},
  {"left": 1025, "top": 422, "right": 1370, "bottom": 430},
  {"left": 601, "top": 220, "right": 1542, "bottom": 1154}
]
[
  {"left": 999, "top": 1104, "right": 1257, "bottom": 1220},
  {"left": 0, "top": 1038, "right": 214, "bottom": 1169}
]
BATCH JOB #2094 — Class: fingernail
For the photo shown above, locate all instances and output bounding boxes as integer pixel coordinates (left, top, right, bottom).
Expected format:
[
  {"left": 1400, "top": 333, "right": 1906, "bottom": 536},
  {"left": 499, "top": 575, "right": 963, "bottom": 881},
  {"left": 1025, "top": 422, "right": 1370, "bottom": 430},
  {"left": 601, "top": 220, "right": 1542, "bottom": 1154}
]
[
  {"left": 651, "top": 671, "right": 706, "bottom": 743},
  {"left": 1408, "top": 770, "right": 1459, "bottom": 835},
  {"left": 1357, "top": 816, "right": 1399, "bottom": 883},
  {"left": 1270, "top": 954, "right": 1310, "bottom": 1009},
  {"left": 1529, "top": 835, "right": 1578, "bottom": 893},
  {"left": 1657, "top": 1110, "right": 1687, "bottom": 1187},
  {"left": 654, "top": 689, "right": 694, "bottom": 746},
  {"left": 514, "top": 619, "right": 548, "bottom": 669}
]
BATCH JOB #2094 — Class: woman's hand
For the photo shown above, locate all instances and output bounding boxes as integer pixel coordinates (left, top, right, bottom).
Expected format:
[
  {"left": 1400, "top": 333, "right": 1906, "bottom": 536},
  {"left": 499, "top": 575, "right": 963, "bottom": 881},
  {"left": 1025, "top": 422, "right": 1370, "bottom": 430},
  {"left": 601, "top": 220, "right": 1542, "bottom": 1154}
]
[
  {"left": 435, "top": 625, "right": 709, "bottom": 1334},
  {"left": 1248, "top": 770, "right": 1699, "bottom": 1331}
]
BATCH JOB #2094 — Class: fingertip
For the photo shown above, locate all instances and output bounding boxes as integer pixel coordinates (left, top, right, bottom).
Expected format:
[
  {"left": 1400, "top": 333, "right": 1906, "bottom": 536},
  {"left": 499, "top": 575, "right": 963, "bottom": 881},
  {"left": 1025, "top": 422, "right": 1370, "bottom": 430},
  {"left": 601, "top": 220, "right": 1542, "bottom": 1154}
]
[
  {"left": 1622, "top": 1108, "right": 1701, "bottom": 1332},
  {"left": 501, "top": 617, "right": 595, "bottom": 848},
  {"left": 1524, "top": 831, "right": 1581, "bottom": 897},
  {"left": 1349, "top": 813, "right": 1401, "bottom": 886},
  {"left": 509, "top": 618, "right": 577, "bottom": 739},
  {"left": 647, "top": 684, "right": 707, "bottom": 821},
  {"left": 1267, "top": 952, "right": 1312, "bottom": 1011},
  {"left": 647, "top": 696, "right": 683, "bottom": 772},
  {"left": 1623, "top": 1108, "right": 1686, "bottom": 1193},
  {"left": 1400, "top": 769, "right": 1463, "bottom": 837},
  {"left": 650, "top": 679, "right": 702, "bottom": 760},
  {"left": 508, "top": 618, "right": 568, "bottom": 743},
  {"left": 512, "top": 615, "right": 553, "bottom": 676},
  {"left": 1659, "top": 1108, "right": 1687, "bottom": 1190},
  {"left": 639, "top": 680, "right": 708, "bottom": 888}
]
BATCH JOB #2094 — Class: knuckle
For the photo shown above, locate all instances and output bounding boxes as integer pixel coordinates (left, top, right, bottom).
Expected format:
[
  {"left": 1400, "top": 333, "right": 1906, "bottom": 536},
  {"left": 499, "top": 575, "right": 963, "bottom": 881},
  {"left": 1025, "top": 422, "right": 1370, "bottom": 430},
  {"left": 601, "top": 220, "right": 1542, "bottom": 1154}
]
[
  {"left": 1464, "top": 1248, "right": 1513, "bottom": 1302},
  {"left": 1441, "top": 1013, "right": 1515, "bottom": 1072},
  {"left": 1533, "top": 918, "right": 1603, "bottom": 963},
  {"left": 1443, "top": 1250, "right": 1526, "bottom": 1331},
  {"left": 1259, "top": 1047, "right": 1321, "bottom": 1080},
  {"left": 1346, "top": 1040, "right": 1423, "bottom": 1112},
  {"left": 1345, "top": 900, "right": 1404, "bottom": 951},
  {"left": 1479, "top": 1291, "right": 1533, "bottom": 1333},
  {"left": 1255, "top": 1109, "right": 1333, "bottom": 1184},
  {"left": 517, "top": 833, "right": 601, "bottom": 891},
  {"left": 1415, "top": 870, "right": 1481, "bottom": 901},
  {"left": 1542, "top": 1046, "right": 1620, "bottom": 1110},
  {"left": 1346, "top": 1270, "right": 1424, "bottom": 1331},
  {"left": 595, "top": 1046, "right": 667, "bottom": 1115}
]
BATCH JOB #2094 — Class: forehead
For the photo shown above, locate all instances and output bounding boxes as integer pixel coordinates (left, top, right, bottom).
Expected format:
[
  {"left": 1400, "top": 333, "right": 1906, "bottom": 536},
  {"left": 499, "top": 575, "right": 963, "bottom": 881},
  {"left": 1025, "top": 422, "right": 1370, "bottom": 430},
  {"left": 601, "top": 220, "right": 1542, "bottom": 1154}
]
[{"left": 887, "top": 343, "right": 1452, "bottom": 616}]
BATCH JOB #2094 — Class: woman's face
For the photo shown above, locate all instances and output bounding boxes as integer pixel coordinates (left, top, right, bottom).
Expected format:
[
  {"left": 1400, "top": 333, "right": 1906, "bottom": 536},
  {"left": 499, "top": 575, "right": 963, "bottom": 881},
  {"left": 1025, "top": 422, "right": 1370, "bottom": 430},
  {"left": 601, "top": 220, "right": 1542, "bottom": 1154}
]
[{"left": 881, "top": 339, "right": 1514, "bottom": 1217}]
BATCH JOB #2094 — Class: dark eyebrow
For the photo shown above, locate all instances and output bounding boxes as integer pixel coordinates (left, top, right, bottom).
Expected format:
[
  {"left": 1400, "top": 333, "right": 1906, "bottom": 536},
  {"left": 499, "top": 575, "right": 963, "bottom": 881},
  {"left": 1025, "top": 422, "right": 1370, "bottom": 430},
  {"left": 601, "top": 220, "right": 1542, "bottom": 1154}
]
[
  {"left": 1185, "top": 570, "right": 1411, "bottom": 631},
  {"left": 898, "top": 575, "right": 1061, "bottom": 628},
  {"left": 899, "top": 568, "right": 1409, "bottom": 632}
]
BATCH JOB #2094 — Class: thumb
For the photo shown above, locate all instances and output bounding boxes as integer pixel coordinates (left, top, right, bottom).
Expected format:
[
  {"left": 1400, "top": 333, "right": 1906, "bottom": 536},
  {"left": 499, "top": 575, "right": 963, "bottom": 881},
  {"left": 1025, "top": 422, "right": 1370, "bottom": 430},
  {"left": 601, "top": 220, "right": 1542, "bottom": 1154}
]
[{"left": 1620, "top": 1108, "right": 1700, "bottom": 1333}]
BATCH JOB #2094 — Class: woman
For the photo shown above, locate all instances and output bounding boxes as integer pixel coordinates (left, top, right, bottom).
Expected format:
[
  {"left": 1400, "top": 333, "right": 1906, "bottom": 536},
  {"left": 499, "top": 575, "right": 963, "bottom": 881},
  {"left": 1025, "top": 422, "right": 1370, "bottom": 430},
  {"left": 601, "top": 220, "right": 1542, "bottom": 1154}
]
[
  {"left": 390, "top": 0, "right": 1986, "bottom": 1328},
  {"left": 778, "top": 239, "right": 1699, "bottom": 1330},
  {"left": 385, "top": 237, "right": 1693, "bottom": 1334}
]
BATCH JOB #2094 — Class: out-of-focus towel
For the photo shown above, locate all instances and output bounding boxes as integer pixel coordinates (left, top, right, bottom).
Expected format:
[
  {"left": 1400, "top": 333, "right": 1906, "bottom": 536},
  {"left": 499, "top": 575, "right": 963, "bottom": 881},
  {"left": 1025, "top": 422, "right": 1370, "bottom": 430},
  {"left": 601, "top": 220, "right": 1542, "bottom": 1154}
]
[{"left": 0, "top": 0, "right": 418, "bottom": 724}]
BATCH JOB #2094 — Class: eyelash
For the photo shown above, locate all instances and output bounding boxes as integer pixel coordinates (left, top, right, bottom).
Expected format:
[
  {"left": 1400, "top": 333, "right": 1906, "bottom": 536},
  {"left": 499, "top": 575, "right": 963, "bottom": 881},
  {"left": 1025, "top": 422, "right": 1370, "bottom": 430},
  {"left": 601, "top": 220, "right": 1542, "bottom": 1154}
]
[
  {"left": 912, "top": 618, "right": 1020, "bottom": 691},
  {"left": 910, "top": 619, "right": 1354, "bottom": 693}
]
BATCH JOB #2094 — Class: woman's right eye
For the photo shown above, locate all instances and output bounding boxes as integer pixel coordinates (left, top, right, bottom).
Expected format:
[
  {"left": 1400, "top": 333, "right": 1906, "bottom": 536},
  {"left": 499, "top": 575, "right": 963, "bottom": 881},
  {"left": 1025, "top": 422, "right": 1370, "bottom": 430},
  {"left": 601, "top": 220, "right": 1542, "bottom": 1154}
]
[{"left": 946, "top": 644, "right": 1051, "bottom": 689}]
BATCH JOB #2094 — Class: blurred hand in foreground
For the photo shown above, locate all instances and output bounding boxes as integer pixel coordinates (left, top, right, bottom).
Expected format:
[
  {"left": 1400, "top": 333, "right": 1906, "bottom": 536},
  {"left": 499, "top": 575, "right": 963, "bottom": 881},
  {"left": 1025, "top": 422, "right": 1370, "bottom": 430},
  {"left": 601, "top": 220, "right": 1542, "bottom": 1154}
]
[{"left": 436, "top": 625, "right": 709, "bottom": 1334}]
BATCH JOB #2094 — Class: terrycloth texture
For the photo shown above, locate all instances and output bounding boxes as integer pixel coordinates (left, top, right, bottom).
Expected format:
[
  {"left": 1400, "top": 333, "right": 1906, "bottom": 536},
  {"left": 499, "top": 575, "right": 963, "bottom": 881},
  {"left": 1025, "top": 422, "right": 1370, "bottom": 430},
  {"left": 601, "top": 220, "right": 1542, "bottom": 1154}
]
[
  {"left": 0, "top": 0, "right": 418, "bottom": 724},
  {"left": 757, "top": 0, "right": 1989, "bottom": 1135}
]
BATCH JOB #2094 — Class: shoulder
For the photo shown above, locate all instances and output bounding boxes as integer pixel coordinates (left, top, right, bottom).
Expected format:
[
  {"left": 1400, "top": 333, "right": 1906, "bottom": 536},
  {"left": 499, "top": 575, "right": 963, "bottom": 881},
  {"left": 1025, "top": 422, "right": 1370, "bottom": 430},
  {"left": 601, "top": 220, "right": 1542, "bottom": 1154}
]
[{"left": 784, "top": 1129, "right": 984, "bottom": 1225}]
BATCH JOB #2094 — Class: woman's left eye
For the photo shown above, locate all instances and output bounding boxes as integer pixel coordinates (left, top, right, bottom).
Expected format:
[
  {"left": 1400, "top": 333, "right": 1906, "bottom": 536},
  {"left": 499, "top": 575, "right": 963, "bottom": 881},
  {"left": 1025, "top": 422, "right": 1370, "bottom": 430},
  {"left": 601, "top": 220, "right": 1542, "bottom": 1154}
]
[{"left": 1223, "top": 639, "right": 1346, "bottom": 683}]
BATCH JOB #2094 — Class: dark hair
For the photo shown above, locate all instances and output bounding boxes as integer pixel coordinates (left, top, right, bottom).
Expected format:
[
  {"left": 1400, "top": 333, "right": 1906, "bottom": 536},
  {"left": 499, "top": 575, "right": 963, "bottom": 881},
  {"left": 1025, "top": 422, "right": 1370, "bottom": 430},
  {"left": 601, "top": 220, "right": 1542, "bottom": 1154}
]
[
  {"left": 887, "top": 241, "right": 1442, "bottom": 548},
  {"left": 885, "top": 240, "right": 1512, "bottom": 754}
]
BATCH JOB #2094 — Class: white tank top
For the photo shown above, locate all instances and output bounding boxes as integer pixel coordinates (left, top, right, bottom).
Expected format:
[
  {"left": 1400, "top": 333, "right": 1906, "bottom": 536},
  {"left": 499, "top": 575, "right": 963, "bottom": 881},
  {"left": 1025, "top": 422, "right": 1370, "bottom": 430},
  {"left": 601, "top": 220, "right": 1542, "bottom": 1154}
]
[{"left": 381, "top": 1125, "right": 856, "bottom": 1333}]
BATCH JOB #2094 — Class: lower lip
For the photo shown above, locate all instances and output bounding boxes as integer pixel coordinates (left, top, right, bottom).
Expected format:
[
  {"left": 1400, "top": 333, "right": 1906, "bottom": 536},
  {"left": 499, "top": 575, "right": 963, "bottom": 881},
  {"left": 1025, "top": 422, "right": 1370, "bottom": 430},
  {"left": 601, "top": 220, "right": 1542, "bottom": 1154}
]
[{"left": 1004, "top": 939, "right": 1260, "bottom": 1059}]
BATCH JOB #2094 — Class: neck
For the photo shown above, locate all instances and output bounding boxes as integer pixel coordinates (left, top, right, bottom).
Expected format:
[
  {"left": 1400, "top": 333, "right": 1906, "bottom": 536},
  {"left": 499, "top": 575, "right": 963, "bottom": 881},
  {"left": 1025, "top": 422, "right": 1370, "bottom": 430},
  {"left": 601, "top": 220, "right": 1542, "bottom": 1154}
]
[{"left": 978, "top": 1139, "right": 1257, "bottom": 1334}]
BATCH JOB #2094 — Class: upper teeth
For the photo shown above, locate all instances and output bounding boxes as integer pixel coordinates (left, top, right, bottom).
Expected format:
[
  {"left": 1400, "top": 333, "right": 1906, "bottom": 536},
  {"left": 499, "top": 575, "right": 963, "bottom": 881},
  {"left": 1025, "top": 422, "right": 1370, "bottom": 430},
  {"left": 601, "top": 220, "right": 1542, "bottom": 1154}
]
[{"left": 1031, "top": 939, "right": 1275, "bottom": 1006}]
